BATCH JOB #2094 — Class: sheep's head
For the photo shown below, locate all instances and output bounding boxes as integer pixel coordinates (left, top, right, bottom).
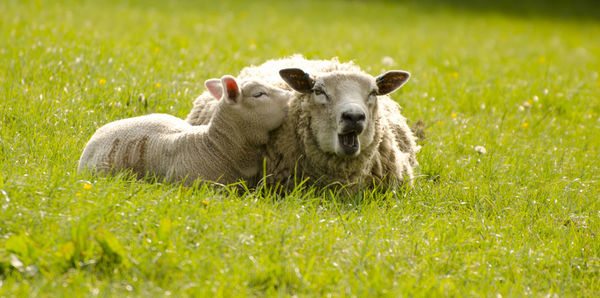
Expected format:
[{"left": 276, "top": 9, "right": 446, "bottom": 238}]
[
  {"left": 279, "top": 68, "right": 409, "bottom": 158},
  {"left": 205, "top": 76, "right": 291, "bottom": 135}
]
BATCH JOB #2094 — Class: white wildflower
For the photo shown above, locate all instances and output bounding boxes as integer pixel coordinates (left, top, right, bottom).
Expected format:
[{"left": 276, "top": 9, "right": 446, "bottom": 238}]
[
  {"left": 474, "top": 145, "right": 487, "bottom": 154},
  {"left": 381, "top": 56, "right": 395, "bottom": 66}
]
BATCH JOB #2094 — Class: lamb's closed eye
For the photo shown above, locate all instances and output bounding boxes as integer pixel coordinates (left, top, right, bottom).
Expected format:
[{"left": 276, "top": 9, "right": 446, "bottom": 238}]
[{"left": 252, "top": 91, "right": 267, "bottom": 98}]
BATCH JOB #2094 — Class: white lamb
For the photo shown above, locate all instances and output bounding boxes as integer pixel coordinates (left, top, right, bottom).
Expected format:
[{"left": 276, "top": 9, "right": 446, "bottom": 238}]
[
  {"left": 186, "top": 56, "right": 419, "bottom": 192},
  {"left": 78, "top": 76, "right": 290, "bottom": 185}
]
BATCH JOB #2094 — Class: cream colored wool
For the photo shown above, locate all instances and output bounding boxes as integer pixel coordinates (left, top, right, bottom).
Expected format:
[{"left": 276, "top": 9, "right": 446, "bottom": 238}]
[
  {"left": 184, "top": 91, "right": 219, "bottom": 125},
  {"left": 186, "top": 55, "right": 419, "bottom": 191},
  {"left": 78, "top": 77, "right": 290, "bottom": 185}
]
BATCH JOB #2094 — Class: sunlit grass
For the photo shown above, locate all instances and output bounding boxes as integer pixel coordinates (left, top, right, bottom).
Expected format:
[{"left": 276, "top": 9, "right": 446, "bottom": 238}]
[{"left": 1, "top": 0, "right": 599, "bottom": 295}]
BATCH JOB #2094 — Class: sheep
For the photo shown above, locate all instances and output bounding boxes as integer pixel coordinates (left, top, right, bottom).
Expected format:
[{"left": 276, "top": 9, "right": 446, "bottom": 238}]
[
  {"left": 78, "top": 75, "right": 291, "bottom": 186},
  {"left": 268, "top": 68, "right": 415, "bottom": 191},
  {"left": 186, "top": 55, "right": 419, "bottom": 192}
]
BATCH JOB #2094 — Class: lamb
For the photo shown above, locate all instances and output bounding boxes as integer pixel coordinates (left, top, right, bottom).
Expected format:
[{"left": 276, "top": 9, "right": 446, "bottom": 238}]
[
  {"left": 186, "top": 56, "right": 419, "bottom": 192},
  {"left": 78, "top": 75, "right": 291, "bottom": 185}
]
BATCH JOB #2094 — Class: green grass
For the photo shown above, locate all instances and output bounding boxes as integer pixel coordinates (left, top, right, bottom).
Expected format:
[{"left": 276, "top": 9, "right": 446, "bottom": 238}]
[{"left": 1, "top": 0, "right": 600, "bottom": 295}]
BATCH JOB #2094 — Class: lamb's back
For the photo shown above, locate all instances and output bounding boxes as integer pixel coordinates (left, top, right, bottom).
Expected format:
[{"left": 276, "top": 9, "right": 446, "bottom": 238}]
[{"left": 78, "top": 114, "right": 190, "bottom": 175}]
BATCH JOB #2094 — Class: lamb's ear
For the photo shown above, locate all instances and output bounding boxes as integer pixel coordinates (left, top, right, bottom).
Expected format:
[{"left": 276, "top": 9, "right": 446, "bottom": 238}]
[
  {"left": 279, "top": 68, "right": 314, "bottom": 93},
  {"left": 205, "top": 79, "right": 223, "bottom": 99},
  {"left": 220, "top": 75, "right": 240, "bottom": 104},
  {"left": 376, "top": 71, "right": 410, "bottom": 95}
]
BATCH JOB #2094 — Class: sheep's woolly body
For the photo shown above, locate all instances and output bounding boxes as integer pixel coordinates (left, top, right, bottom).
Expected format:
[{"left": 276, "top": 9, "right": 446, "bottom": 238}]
[
  {"left": 186, "top": 55, "right": 419, "bottom": 191},
  {"left": 238, "top": 55, "right": 363, "bottom": 86}
]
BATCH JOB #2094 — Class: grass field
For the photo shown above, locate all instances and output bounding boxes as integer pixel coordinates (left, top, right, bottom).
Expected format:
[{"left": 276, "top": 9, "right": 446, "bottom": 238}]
[{"left": 1, "top": 0, "right": 600, "bottom": 296}]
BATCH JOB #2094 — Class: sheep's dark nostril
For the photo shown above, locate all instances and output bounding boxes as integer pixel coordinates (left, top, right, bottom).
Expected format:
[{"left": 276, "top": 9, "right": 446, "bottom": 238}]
[{"left": 341, "top": 111, "right": 366, "bottom": 123}]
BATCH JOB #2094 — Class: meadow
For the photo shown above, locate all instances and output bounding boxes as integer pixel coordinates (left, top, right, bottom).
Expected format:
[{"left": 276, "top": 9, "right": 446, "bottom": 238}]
[{"left": 1, "top": 0, "right": 599, "bottom": 296}]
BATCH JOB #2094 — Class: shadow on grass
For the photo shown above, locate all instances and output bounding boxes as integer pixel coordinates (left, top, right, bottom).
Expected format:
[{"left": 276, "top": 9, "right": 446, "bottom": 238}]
[
  {"left": 395, "top": 0, "right": 599, "bottom": 21},
  {"left": 115, "top": 0, "right": 600, "bottom": 21}
]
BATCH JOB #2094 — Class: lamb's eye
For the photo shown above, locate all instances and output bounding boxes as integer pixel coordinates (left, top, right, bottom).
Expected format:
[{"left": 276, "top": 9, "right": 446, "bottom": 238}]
[
  {"left": 253, "top": 92, "right": 267, "bottom": 98},
  {"left": 369, "top": 90, "right": 377, "bottom": 97}
]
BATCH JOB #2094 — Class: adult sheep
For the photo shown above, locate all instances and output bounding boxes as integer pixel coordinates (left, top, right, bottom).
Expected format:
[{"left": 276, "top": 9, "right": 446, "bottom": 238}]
[{"left": 186, "top": 56, "right": 419, "bottom": 192}]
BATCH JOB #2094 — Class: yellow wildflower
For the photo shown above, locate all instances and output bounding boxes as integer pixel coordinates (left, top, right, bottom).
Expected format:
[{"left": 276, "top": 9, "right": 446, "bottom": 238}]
[
  {"left": 451, "top": 72, "right": 459, "bottom": 78},
  {"left": 538, "top": 56, "right": 546, "bottom": 64},
  {"left": 155, "top": 83, "right": 162, "bottom": 88},
  {"left": 522, "top": 122, "right": 528, "bottom": 128},
  {"left": 202, "top": 200, "right": 209, "bottom": 206},
  {"left": 98, "top": 78, "right": 107, "bottom": 85},
  {"left": 451, "top": 113, "right": 457, "bottom": 118},
  {"left": 248, "top": 41, "right": 257, "bottom": 50},
  {"left": 75, "top": 193, "right": 82, "bottom": 197},
  {"left": 83, "top": 183, "right": 93, "bottom": 191}
]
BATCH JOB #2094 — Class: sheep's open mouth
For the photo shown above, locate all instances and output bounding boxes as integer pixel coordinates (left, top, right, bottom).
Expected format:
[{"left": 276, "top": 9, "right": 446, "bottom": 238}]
[{"left": 338, "top": 133, "right": 359, "bottom": 155}]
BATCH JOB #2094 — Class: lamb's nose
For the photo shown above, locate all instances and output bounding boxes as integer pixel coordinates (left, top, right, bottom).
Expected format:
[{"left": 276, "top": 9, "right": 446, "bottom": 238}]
[{"left": 341, "top": 111, "right": 366, "bottom": 124}]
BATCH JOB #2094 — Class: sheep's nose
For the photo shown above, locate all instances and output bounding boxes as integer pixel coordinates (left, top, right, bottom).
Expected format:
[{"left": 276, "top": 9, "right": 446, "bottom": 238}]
[
  {"left": 340, "top": 110, "right": 366, "bottom": 134},
  {"left": 341, "top": 111, "right": 366, "bottom": 124}
]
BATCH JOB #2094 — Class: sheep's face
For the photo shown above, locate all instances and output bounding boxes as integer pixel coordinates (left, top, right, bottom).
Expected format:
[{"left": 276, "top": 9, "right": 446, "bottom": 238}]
[
  {"left": 280, "top": 68, "right": 410, "bottom": 158},
  {"left": 237, "top": 80, "right": 291, "bottom": 132},
  {"left": 309, "top": 73, "right": 377, "bottom": 157},
  {"left": 205, "top": 76, "right": 291, "bottom": 133}
]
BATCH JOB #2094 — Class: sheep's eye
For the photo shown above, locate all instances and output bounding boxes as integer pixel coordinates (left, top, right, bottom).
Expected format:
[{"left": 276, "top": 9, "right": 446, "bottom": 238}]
[
  {"left": 369, "top": 90, "right": 377, "bottom": 97},
  {"left": 314, "top": 89, "right": 329, "bottom": 100},
  {"left": 253, "top": 92, "right": 267, "bottom": 98}
]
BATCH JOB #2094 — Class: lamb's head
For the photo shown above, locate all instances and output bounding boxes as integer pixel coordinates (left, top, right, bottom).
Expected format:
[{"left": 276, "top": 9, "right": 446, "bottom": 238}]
[
  {"left": 280, "top": 68, "right": 409, "bottom": 157},
  {"left": 205, "top": 75, "right": 291, "bottom": 136}
]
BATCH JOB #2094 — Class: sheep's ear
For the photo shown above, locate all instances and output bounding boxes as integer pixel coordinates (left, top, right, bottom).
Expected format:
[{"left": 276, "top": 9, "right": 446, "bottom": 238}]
[
  {"left": 376, "top": 71, "right": 410, "bottom": 95},
  {"left": 279, "top": 68, "right": 314, "bottom": 94},
  {"left": 205, "top": 79, "right": 223, "bottom": 99},
  {"left": 220, "top": 75, "right": 240, "bottom": 104}
]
